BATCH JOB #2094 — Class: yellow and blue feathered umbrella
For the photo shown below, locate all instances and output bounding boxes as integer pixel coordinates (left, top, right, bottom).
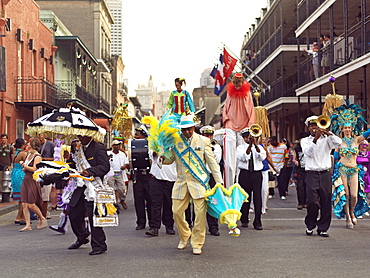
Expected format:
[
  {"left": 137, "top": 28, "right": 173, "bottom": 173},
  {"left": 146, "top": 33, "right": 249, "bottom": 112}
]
[{"left": 205, "top": 183, "right": 248, "bottom": 236}]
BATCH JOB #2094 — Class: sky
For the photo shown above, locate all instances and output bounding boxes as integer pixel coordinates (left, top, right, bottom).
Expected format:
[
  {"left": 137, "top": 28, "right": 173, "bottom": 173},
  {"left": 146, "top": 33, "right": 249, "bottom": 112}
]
[{"left": 121, "top": 0, "right": 268, "bottom": 95}]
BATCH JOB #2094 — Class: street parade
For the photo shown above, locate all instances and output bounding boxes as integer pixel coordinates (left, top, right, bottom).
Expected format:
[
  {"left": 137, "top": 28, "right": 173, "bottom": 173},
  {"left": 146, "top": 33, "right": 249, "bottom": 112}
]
[{"left": 1, "top": 0, "right": 370, "bottom": 277}]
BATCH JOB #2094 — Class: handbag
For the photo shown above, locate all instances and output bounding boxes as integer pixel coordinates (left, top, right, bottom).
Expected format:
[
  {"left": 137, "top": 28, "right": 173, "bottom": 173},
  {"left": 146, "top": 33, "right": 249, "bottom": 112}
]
[{"left": 268, "top": 171, "right": 275, "bottom": 181}]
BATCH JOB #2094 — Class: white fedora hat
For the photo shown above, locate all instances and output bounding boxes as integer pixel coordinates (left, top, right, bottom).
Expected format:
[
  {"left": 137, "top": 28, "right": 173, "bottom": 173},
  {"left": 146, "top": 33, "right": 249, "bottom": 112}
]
[{"left": 178, "top": 115, "right": 196, "bottom": 128}]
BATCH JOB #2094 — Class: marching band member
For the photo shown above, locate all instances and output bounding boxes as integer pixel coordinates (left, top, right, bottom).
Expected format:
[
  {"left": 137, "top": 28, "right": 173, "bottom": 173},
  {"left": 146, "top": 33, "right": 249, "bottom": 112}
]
[
  {"left": 237, "top": 127, "right": 266, "bottom": 230},
  {"left": 301, "top": 116, "right": 341, "bottom": 237}
]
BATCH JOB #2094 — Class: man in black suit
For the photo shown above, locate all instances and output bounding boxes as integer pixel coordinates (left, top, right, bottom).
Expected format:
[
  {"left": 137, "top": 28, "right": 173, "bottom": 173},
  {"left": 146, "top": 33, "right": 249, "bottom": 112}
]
[{"left": 68, "top": 135, "right": 110, "bottom": 255}]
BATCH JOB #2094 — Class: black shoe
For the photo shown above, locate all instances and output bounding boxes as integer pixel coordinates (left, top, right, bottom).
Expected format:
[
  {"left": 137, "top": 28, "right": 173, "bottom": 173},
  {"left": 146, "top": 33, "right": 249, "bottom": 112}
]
[
  {"left": 145, "top": 228, "right": 158, "bottom": 236},
  {"left": 210, "top": 230, "right": 220, "bottom": 236},
  {"left": 297, "top": 205, "right": 303, "bottom": 210},
  {"left": 317, "top": 230, "right": 329, "bottom": 237},
  {"left": 68, "top": 239, "right": 89, "bottom": 249},
  {"left": 89, "top": 249, "right": 106, "bottom": 255},
  {"left": 135, "top": 225, "right": 145, "bottom": 230},
  {"left": 254, "top": 226, "right": 263, "bottom": 230},
  {"left": 241, "top": 223, "right": 248, "bottom": 228},
  {"left": 49, "top": 225, "right": 66, "bottom": 234},
  {"left": 166, "top": 227, "right": 175, "bottom": 235},
  {"left": 305, "top": 228, "right": 313, "bottom": 236}
]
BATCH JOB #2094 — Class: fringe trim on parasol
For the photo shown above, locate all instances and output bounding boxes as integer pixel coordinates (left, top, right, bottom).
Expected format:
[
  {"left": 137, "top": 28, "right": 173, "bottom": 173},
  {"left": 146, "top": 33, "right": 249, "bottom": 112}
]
[
  {"left": 112, "top": 104, "right": 132, "bottom": 139},
  {"left": 322, "top": 94, "right": 343, "bottom": 116},
  {"left": 25, "top": 126, "right": 105, "bottom": 143},
  {"left": 254, "top": 106, "right": 270, "bottom": 138}
]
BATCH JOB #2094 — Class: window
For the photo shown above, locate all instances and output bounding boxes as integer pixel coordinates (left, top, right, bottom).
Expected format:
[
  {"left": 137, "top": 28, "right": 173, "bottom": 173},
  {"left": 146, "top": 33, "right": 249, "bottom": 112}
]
[{"left": 16, "top": 119, "right": 24, "bottom": 139}]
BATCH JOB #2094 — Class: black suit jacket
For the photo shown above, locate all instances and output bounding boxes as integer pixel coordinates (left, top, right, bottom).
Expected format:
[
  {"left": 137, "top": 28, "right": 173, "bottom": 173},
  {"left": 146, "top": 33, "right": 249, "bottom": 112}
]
[{"left": 69, "top": 140, "right": 110, "bottom": 207}]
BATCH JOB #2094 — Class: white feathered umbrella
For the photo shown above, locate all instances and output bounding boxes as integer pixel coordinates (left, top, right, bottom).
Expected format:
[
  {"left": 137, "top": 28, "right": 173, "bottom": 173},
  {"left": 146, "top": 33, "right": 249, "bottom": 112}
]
[{"left": 25, "top": 107, "right": 106, "bottom": 143}]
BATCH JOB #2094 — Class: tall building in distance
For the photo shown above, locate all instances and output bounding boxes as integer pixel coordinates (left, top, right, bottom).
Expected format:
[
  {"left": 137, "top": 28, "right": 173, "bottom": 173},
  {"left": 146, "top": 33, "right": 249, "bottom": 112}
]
[
  {"left": 107, "top": 0, "right": 122, "bottom": 56},
  {"left": 135, "top": 75, "right": 156, "bottom": 115}
]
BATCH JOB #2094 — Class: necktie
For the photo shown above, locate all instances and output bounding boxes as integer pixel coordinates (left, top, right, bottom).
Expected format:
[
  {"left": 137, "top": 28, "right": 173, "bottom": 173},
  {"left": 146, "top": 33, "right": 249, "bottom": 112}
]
[
  {"left": 83, "top": 145, "right": 87, "bottom": 152},
  {"left": 249, "top": 150, "right": 254, "bottom": 172}
]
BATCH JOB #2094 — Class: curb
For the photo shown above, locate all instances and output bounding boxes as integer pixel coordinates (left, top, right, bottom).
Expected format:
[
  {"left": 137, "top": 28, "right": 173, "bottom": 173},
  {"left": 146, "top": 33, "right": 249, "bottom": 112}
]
[{"left": 0, "top": 204, "right": 18, "bottom": 216}]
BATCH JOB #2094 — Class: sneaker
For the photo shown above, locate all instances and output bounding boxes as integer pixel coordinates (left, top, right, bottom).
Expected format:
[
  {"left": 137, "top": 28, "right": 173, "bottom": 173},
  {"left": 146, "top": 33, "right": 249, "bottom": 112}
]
[
  {"left": 305, "top": 228, "right": 313, "bottom": 236},
  {"left": 280, "top": 196, "right": 286, "bottom": 200},
  {"left": 317, "top": 230, "right": 329, "bottom": 237},
  {"left": 268, "top": 195, "right": 273, "bottom": 199},
  {"left": 364, "top": 212, "right": 370, "bottom": 216}
]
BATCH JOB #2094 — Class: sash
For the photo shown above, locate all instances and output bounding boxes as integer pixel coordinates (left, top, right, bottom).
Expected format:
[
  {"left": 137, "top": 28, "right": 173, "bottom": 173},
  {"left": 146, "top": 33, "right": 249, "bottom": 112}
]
[{"left": 173, "top": 135, "right": 210, "bottom": 190}]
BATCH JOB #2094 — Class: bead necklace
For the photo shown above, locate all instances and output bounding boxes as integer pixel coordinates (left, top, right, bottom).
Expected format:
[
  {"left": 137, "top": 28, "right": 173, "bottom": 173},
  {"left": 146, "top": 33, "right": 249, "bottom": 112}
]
[{"left": 342, "top": 136, "right": 354, "bottom": 148}]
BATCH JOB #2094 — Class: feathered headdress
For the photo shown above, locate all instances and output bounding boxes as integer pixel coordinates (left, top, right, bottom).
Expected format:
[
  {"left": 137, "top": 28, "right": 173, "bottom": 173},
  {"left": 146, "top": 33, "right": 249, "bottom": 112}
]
[
  {"left": 330, "top": 99, "right": 367, "bottom": 136},
  {"left": 141, "top": 110, "right": 180, "bottom": 159}
]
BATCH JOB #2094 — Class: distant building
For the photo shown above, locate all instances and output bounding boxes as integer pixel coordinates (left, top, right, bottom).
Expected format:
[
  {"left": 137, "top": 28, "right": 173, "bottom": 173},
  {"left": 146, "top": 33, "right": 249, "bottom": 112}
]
[
  {"left": 200, "top": 68, "right": 214, "bottom": 87},
  {"left": 107, "top": 0, "right": 122, "bottom": 56},
  {"left": 154, "top": 90, "right": 171, "bottom": 118},
  {"left": 135, "top": 75, "right": 156, "bottom": 114}
]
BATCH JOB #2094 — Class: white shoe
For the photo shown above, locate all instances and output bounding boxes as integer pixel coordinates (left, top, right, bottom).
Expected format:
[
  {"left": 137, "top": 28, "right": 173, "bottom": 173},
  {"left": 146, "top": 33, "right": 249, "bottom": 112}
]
[
  {"left": 281, "top": 196, "right": 286, "bottom": 200},
  {"left": 268, "top": 195, "right": 273, "bottom": 199},
  {"left": 177, "top": 240, "right": 188, "bottom": 250},
  {"left": 193, "top": 248, "right": 202, "bottom": 255},
  {"left": 364, "top": 212, "right": 370, "bottom": 216}
]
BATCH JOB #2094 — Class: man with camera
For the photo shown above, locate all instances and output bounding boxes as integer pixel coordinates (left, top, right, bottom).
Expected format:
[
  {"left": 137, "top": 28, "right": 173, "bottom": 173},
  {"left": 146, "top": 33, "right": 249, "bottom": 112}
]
[{"left": 107, "top": 140, "right": 129, "bottom": 210}]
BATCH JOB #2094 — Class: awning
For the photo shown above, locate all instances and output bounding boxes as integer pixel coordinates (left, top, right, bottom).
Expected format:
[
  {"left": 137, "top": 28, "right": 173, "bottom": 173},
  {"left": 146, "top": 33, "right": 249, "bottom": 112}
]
[{"left": 93, "top": 118, "right": 110, "bottom": 132}]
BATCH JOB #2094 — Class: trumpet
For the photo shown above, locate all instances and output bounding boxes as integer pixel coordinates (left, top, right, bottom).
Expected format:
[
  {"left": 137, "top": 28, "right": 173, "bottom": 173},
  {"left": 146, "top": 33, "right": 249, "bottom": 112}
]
[
  {"left": 249, "top": 124, "right": 263, "bottom": 137},
  {"left": 317, "top": 115, "right": 331, "bottom": 129}
]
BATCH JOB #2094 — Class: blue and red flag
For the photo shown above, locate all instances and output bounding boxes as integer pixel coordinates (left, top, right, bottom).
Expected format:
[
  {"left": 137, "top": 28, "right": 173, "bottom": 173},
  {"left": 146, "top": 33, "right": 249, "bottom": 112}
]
[{"left": 210, "top": 48, "right": 237, "bottom": 96}]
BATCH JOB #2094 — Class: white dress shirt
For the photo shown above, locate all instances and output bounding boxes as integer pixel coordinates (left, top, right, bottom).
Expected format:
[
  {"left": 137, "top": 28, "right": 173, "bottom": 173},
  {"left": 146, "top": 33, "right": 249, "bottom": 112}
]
[
  {"left": 301, "top": 134, "right": 342, "bottom": 171},
  {"left": 107, "top": 150, "right": 129, "bottom": 181},
  {"left": 237, "top": 143, "right": 266, "bottom": 171},
  {"left": 149, "top": 150, "right": 177, "bottom": 182}
]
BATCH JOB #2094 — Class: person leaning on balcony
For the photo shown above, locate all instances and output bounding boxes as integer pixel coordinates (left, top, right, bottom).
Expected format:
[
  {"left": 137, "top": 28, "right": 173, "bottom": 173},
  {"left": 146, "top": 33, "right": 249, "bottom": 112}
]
[
  {"left": 321, "top": 34, "right": 331, "bottom": 75},
  {"left": 222, "top": 73, "right": 255, "bottom": 188}
]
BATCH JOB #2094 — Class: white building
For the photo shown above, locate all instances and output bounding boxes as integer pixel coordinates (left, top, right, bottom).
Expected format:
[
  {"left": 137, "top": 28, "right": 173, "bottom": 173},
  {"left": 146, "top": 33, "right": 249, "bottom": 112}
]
[{"left": 107, "top": 0, "right": 122, "bottom": 56}]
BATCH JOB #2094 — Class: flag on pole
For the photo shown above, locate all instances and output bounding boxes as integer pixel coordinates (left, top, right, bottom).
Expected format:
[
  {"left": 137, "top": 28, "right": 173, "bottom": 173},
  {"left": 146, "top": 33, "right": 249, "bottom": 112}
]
[{"left": 210, "top": 48, "right": 238, "bottom": 96}]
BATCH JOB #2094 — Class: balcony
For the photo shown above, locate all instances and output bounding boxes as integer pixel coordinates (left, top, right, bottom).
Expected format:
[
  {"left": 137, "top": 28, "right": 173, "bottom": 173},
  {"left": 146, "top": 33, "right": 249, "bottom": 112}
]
[
  {"left": 55, "top": 80, "right": 99, "bottom": 112},
  {"left": 14, "top": 77, "right": 69, "bottom": 109}
]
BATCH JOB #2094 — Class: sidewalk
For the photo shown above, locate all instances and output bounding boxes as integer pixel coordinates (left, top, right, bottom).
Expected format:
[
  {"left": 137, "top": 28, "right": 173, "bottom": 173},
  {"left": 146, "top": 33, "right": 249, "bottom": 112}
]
[{"left": 0, "top": 196, "right": 18, "bottom": 216}]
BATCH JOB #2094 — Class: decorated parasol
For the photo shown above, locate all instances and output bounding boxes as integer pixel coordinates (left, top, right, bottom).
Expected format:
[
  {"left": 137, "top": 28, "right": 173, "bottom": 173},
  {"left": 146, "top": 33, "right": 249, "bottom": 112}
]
[
  {"left": 322, "top": 76, "right": 343, "bottom": 116},
  {"left": 111, "top": 102, "right": 132, "bottom": 140},
  {"left": 25, "top": 106, "right": 106, "bottom": 143},
  {"left": 253, "top": 86, "right": 270, "bottom": 138},
  {"left": 204, "top": 183, "right": 248, "bottom": 236}
]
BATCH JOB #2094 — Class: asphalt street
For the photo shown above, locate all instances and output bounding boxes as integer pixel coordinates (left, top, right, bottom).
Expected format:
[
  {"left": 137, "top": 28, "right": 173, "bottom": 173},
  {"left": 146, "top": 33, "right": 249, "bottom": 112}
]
[{"left": 1, "top": 185, "right": 370, "bottom": 278}]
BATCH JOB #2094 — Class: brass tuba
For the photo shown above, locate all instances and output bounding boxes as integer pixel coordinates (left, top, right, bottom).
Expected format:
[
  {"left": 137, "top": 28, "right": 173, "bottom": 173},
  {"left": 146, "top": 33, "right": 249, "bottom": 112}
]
[
  {"left": 317, "top": 115, "right": 331, "bottom": 129},
  {"left": 249, "top": 124, "right": 263, "bottom": 137}
]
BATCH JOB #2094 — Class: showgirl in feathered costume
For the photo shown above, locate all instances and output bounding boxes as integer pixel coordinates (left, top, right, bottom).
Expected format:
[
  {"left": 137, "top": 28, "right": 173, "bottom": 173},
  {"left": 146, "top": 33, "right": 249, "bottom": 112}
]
[{"left": 331, "top": 100, "right": 370, "bottom": 228}]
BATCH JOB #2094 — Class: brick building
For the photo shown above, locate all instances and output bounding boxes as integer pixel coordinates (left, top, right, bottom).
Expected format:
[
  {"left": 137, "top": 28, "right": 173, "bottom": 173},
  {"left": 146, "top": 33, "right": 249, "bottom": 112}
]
[{"left": 0, "top": 0, "right": 55, "bottom": 142}]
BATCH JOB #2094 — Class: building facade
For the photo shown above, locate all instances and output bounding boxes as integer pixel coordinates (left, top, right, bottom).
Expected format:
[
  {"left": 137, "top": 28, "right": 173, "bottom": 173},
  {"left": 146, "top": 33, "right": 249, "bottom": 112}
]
[
  {"left": 0, "top": 0, "right": 55, "bottom": 141},
  {"left": 239, "top": 0, "right": 369, "bottom": 142},
  {"left": 36, "top": 0, "right": 114, "bottom": 120}
]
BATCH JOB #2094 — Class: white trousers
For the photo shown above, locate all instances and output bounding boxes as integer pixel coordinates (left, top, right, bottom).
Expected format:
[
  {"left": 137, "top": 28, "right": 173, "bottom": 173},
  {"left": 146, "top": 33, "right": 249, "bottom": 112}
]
[
  {"left": 249, "top": 170, "right": 269, "bottom": 214},
  {"left": 223, "top": 128, "right": 244, "bottom": 188}
]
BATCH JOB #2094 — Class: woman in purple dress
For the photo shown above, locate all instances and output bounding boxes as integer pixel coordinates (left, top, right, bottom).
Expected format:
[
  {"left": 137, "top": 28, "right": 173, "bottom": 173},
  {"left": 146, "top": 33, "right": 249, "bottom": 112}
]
[{"left": 356, "top": 140, "right": 370, "bottom": 195}]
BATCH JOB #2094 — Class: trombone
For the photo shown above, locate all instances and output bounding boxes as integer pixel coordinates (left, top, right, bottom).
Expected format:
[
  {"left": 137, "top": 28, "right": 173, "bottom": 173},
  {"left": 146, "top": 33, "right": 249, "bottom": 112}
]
[
  {"left": 317, "top": 115, "right": 331, "bottom": 129},
  {"left": 249, "top": 124, "right": 263, "bottom": 137}
]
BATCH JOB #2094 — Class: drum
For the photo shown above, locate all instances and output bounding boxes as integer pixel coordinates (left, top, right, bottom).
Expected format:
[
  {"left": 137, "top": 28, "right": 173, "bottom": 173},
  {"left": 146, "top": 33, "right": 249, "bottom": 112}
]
[{"left": 127, "top": 139, "right": 150, "bottom": 170}]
